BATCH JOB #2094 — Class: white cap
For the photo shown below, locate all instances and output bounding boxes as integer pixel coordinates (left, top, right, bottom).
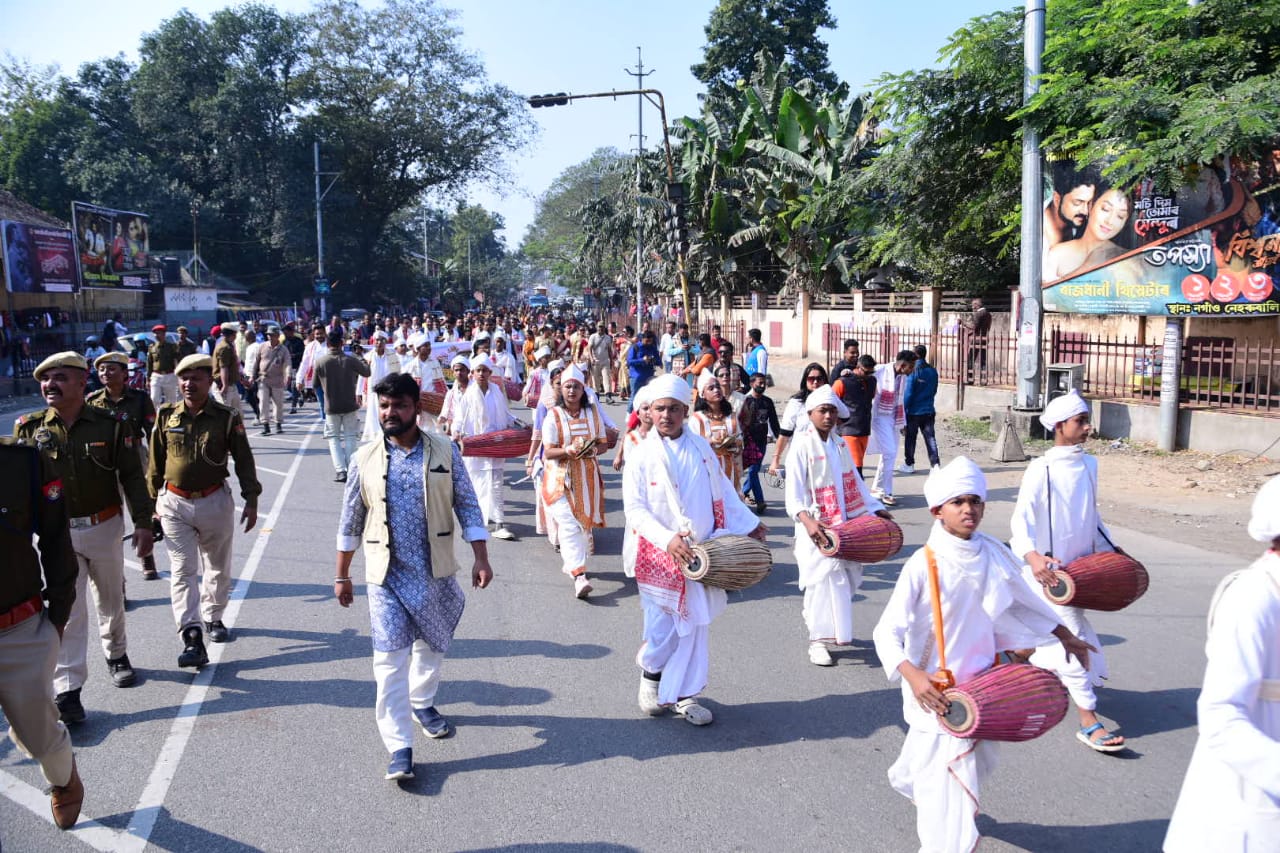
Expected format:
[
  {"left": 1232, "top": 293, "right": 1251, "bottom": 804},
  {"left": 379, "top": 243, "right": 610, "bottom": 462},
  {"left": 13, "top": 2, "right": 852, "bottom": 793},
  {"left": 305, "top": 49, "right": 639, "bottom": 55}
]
[
  {"left": 562, "top": 365, "right": 586, "bottom": 386},
  {"left": 646, "top": 374, "right": 691, "bottom": 407},
  {"left": 804, "top": 384, "right": 849, "bottom": 419},
  {"left": 1248, "top": 475, "right": 1280, "bottom": 543},
  {"left": 469, "top": 354, "right": 494, "bottom": 371},
  {"left": 534, "top": 346, "right": 551, "bottom": 361},
  {"left": 450, "top": 353, "right": 470, "bottom": 368},
  {"left": 1039, "top": 390, "right": 1089, "bottom": 433}
]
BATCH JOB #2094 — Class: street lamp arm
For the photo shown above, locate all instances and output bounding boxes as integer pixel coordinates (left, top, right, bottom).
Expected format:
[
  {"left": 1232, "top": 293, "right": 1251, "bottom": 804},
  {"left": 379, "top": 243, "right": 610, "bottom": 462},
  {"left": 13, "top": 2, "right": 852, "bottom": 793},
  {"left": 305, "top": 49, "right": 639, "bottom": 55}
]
[{"left": 527, "top": 88, "right": 675, "bottom": 181}]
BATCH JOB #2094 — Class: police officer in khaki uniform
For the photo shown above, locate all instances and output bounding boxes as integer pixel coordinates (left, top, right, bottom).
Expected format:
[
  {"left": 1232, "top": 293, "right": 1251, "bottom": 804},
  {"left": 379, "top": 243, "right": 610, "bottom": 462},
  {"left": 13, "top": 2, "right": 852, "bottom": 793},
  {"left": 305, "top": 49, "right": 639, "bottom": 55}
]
[
  {"left": 150, "top": 353, "right": 261, "bottom": 668},
  {"left": 176, "top": 325, "right": 199, "bottom": 359},
  {"left": 0, "top": 437, "right": 85, "bottom": 829},
  {"left": 147, "top": 323, "right": 180, "bottom": 406},
  {"left": 211, "top": 323, "right": 242, "bottom": 414},
  {"left": 15, "top": 352, "right": 155, "bottom": 725},
  {"left": 88, "top": 351, "right": 161, "bottom": 580}
]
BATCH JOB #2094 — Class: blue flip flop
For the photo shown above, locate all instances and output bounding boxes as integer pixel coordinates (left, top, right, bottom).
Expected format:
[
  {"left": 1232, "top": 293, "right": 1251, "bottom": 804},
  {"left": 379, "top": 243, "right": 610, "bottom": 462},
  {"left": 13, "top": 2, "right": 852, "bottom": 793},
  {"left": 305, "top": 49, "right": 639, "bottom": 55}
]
[{"left": 1077, "top": 721, "right": 1125, "bottom": 753}]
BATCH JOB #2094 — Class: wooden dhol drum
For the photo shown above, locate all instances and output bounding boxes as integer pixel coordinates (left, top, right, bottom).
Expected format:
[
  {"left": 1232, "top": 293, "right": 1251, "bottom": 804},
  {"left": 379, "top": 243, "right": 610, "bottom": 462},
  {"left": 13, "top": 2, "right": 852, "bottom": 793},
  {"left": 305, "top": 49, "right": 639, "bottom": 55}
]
[
  {"left": 460, "top": 427, "right": 534, "bottom": 459},
  {"left": 681, "top": 535, "right": 772, "bottom": 591},
  {"left": 419, "top": 391, "right": 444, "bottom": 416},
  {"left": 818, "top": 515, "right": 904, "bottom": 564},
  {"left": 939, "top": 664, "right": 1069, "bottom": 742},
  {"left": 1046, "top": 552, "right": 1149, "bottom": 611},
  {"left": 504, "top": 378, "right": 523, "bottom": 401}
]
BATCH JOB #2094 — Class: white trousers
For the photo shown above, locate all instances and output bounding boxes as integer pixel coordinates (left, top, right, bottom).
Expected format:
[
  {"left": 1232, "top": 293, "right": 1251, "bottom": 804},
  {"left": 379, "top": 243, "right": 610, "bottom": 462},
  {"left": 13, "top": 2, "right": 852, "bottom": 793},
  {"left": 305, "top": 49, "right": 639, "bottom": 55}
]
[
  {"left": 870, "top": 415, "right": 898, "bottom": 496},
  {"left": 150, "top": 371, "right": 179, "bottom": 407},
  {"left": 888, "top": 728, "right": 997, "bottom": 853},
  {"left": 373, "top": 641, "right": 445, "bottom": 753},
  {"left": 464, "top": 458, "right": 505, "bottom": 524},
  {"left": 56, "top": 513, "right": 128, "bottom": 693},
  {"left": 1026, "top": 589, "right": 1107, "bottom": 711},
  {"left": 324, "top": 410, "right": 361, "bottom": 474},
  {"left": 802, "top": 565, "right": 861, "bottom": 644},
  {"left": 637, "top": 604, "right": 711, "bottom": 706},
  {"left": 547, "top": 496, "right": 587, "bottom": 575}
]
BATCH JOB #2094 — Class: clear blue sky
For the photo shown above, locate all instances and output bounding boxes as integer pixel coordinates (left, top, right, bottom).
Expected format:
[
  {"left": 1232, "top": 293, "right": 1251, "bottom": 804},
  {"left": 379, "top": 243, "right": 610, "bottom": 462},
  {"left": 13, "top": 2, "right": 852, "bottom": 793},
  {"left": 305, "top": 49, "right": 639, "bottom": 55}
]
[{"left": 1, "top": 0, "right": 1005, "bottom": 247}]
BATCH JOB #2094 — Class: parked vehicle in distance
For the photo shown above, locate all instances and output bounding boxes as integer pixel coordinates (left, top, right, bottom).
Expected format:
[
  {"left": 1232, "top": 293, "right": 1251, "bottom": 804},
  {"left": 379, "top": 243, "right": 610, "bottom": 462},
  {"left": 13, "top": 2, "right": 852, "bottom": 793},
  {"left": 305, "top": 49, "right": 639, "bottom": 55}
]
[{"left": 528, "top": 294, "right": 549, "bottom": 308}]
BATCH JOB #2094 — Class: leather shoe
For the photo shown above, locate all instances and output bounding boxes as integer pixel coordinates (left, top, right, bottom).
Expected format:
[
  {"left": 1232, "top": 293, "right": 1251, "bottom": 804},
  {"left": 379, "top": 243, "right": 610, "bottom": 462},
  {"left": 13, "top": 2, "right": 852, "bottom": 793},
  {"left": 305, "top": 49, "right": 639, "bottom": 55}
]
[
  {"left": 205, "top": 620, "right": 230, "bottom": 643},
  {"left": 178, "top": 626, "right": 208, "bottom": 668},
  {"left": 50, "top": 757, "right": 84, "bottom": 830},
  {"left": 55, "top": 689, "right": 85, "bottom": 725},
  {"left": 107, "top": 654, "right": 137, "bottom": 687},
  {"left": 141, "top": 554, "right": 160, "bottom": 580}
]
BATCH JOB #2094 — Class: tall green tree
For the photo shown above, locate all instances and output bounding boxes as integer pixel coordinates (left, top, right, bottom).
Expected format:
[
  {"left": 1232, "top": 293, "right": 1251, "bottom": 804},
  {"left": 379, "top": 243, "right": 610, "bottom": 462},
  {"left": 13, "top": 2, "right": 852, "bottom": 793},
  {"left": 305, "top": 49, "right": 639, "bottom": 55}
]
[
  {"left": 299, "top": 0, "right": 533, "bottom": 295},
  {"left": 692, "top": 0, "right": 839, "bottom": 103},
  {"left": 521, "top": 148, "right": 631, "bottom": 292}
]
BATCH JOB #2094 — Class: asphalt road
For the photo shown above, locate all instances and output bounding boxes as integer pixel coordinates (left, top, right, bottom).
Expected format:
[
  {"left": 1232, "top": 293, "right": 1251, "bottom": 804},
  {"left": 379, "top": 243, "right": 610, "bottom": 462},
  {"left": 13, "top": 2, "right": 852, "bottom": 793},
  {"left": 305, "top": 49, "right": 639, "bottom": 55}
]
[{"left": 0, "top": 396, "right": 1242, "bottom": 853}]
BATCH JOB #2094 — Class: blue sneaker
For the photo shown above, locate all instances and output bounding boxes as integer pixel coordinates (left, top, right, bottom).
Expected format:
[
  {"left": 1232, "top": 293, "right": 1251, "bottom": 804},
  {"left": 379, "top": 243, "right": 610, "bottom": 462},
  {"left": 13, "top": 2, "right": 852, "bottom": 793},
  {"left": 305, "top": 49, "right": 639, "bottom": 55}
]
[
  {"left": 384, "top": 747, "right": 414, "bottom": 781},
  {"left": 413, "top": 706, "right": 451, "bottom": 739}
]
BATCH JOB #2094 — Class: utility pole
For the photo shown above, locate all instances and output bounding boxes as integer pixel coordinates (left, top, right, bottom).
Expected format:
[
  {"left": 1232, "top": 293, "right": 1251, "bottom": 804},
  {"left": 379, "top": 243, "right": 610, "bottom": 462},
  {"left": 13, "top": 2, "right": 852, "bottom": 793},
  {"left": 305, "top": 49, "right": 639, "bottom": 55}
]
[
  {"left": 625, "top": 47, "right": 652, "bottom": 326},
  {"left": 1015, "top": 0, "right": 1046, "bottom": 419},
  {"left": 314, "top": 141, "right": 339, "bottom": 321}
]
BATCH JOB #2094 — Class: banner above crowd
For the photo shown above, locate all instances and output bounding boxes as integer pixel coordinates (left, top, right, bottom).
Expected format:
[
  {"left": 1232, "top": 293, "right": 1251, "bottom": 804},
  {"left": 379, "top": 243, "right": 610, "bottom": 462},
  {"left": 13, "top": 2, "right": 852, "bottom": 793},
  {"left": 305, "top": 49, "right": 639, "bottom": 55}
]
[
  {"left": 1041, "top": 154, "right": 1280, "bottom": 317},
  {"left": 71, "top": 201, "right": 153, "bottom": 291},
  {"left": 2, "top": 220, "right": 78, "bottom": 293}
]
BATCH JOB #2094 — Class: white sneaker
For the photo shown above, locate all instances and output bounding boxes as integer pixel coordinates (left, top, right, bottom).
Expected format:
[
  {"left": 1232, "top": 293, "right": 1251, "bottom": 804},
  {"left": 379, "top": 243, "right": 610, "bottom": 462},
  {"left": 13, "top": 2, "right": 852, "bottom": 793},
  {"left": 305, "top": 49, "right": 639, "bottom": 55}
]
[
  {"left": 674, "top": 698, "right": 713, "bottom": 726},
  {"left": 880, "top": 493, "right": 898, "bottom": 507},
  {"left": 492, "top": 526, "right": 516, "bottom": 540},
  {"left": 808, "top": 642, "right": 835, "bottom": 666},
  {"left": 896, "top": 464, "right": 915, "bottom": 475},
  {"left": 574, "top": 575, "right": 593, "bottom": 599},
  {"left": 638, "top": 677, "right": 663, "bottom": 716}
]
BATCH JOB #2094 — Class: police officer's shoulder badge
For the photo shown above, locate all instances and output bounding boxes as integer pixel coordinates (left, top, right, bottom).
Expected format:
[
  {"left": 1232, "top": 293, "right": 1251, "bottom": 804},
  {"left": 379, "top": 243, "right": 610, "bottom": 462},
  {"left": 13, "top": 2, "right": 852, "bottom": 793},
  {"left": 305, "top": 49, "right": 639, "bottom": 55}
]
[{"left": 44, "top": 479, "right": 62, "bottom": 501}]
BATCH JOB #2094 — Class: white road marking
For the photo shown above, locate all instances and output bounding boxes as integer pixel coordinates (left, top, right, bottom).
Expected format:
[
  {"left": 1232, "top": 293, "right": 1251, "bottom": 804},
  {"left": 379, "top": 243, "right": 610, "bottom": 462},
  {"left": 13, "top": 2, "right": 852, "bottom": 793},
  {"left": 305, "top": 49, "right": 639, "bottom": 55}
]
[
  {"left": 0, "top": 421, "right": 319, "bottom": 850},
  {"left": 256, "top": 465, "right": 289, "bottom": 476}
]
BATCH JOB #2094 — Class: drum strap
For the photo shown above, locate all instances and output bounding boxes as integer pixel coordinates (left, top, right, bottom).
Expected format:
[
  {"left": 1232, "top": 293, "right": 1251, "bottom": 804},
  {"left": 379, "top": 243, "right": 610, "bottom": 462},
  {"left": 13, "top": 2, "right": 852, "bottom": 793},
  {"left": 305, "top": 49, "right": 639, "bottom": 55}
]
[
  {"left": 923, "top": 546, "right": 955, "bottom": 690},
  {"left": 1045, "top": 468, "right": 1113, "bottom": 558}
]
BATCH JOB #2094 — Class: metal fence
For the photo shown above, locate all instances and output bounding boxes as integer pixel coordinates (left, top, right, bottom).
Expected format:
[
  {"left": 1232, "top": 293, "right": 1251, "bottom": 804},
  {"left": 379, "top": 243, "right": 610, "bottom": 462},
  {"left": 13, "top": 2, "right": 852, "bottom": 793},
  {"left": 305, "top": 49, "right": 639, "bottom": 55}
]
[{"left": 823, "top": 324, "right": 1280, "bottom": 415}]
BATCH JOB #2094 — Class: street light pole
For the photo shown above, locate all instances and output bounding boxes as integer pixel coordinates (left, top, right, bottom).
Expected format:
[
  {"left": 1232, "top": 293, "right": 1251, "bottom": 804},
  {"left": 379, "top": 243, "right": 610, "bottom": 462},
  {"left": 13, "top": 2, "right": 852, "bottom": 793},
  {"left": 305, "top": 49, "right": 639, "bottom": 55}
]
[
  {"left": 625, "top": 48, "right": 652, "bottom": 328},
  {"left": 314, "top": 142, "right": 340, "bottom": 322},
  {"left": 1015, "top": 0, "right": 1046, "bottom": 416},
  {"left": 528, "top": 84, "right": 690, "bottom": 322}
]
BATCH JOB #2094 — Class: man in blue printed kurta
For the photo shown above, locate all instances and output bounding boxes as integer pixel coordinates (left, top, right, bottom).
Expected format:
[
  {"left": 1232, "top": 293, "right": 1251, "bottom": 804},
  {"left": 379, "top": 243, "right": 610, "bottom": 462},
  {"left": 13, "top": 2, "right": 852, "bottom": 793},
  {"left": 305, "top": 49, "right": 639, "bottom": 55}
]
[{"left": 335, "top": 372, "right": 493, "bottom": 782}]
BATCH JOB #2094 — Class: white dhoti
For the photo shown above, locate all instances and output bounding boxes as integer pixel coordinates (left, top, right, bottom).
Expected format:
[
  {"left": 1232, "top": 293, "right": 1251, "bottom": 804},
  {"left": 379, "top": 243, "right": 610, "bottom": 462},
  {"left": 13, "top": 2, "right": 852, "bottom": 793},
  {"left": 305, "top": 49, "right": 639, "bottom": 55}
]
[
  {"left": 636, "top": 582, "right": 727, "bottom": 706},
  {"left": 869, "top": 414, "right": 899, "bottom": 495},
  {"left": 464, "top": 457, "right": 505, "bottom": 525},
  {"left": 547, "top": 496, "right": 587, "bottom": 575},
  {"left": 1025, "top": 582, "right": 1107, "bottom": 710},
  {"left": 888, "top": 728, "right": 998, "bottom": 853}
]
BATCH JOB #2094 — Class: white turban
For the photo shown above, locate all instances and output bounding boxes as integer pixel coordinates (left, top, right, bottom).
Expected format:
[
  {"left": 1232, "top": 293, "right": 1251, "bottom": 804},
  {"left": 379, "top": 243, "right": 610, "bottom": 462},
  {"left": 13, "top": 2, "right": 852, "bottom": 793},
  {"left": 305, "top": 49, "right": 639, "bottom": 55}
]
[
  {"left": 450, "top": 353, "right": 469, "bottom": 369},
  {"left": 632, "top": 383, "right": 654, "bottom": 409},
  {"left": 1248, "top": 475, "right": 1280, "bottom": 543},
  {"left": 696, "top": 370, "right": 718, "bottom": 392},
  {"left": 371, "top": 330, "right": 389, "bottom": 341},
  {"left": 1040, "top": 390, "right": 1089, "bottom": 433},
  {"left": 469, "top": 354, "right": 494, "bottom": 372},
  {"left": 534, "top": 346, "right": 551, "bottom": 361},
  {"left": 804, "top": 384, "right": 849, "bottom": 419},
  {"left": 475, "top": 331, "right": 491, "bottom": 342},
  {"left": 924, "top": 456, "right": 987, "bottom": 509},
  {"left": 409, "top": 333, "right": 429, "bottom": 349},
  {"left": 561, "top": 365, "right": 586, "bottom": 386},
  {"left": 548, "top": 359, "right": 565, "bottom": 372},
  {"left": 646, "top": 374, "right": 691, "bottom": 407}
]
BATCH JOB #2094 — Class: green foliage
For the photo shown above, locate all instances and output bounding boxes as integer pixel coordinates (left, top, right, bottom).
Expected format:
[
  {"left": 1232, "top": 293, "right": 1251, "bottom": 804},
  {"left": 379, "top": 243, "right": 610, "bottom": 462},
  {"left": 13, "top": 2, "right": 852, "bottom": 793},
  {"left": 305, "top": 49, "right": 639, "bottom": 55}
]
[{"left": 692, "top": 0, "right": 839, "bottom": 104}]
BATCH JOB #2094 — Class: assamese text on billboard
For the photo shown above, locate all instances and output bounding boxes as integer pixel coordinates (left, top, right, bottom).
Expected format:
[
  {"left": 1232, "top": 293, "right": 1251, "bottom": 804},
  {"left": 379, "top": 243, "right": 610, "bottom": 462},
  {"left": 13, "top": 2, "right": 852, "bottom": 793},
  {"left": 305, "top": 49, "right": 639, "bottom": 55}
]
[
  {"left": 2, "top": 220, "right": 78, "bottom": 294},
  {"left": 1041, "top": 154, "right": 1280, "bottom": 316}
]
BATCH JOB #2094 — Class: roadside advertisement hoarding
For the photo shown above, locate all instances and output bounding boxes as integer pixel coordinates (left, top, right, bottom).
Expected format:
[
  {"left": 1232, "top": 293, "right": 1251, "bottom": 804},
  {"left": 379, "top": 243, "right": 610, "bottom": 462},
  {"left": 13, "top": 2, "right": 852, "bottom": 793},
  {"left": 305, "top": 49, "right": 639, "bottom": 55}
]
[
  {"left": 2, "top": 220, "right": 79, "bottom": 293},
  {"left": 1041, "top": 154, "right": 1280, "bottom": 316},
  {"left": 164, "top": 288, "right": 219, "bottom": 312},
  {"left": 71, "top": 201, "right": 152, "bottom": 291}
]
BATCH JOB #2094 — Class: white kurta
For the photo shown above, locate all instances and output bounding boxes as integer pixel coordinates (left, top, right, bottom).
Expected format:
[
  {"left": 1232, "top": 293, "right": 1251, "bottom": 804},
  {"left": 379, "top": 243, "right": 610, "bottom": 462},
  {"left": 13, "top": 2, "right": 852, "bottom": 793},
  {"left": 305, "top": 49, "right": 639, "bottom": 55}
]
[
  {"left": 784, "top": 429, "right": 884, "bottom": 643},
  {"left": 1165, "top": 552, "right": 1280, "bottom": 852},
  {"left": 869, "top": 363, "right": 905, "bottom": 496},
  {"left": 873, "top": 523, "right": 1063, "bottom": 853},
  {"left": 622, "top": 428, "right": 761, "bottom": 704},
  {"left": 452, "top": 381, "right": 515, "bottom": 525},
  {"left": 361, "top": 350, "right": 401, "bottom": 441},
  {"left": 1010, "top": 444, "right": 1114, "bottom": 709},
  {"left": 406, "top": 355, "right": 446, "bottom": 432}
]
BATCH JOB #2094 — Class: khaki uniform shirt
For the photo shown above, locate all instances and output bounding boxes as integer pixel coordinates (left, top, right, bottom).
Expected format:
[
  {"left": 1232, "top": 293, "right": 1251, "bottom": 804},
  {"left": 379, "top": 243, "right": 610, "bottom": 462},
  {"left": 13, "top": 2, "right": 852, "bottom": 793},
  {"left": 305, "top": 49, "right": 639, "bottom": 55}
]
[
  {"left": 0, "top": 438, "right": 77, "bottom": 626},
  {"left": 212, "top": 340, "right": 241, "bottom": 387},
  {"left": 252, "top": 343, "right": 290, "bottom": 388},
  {"left": 177, "top": 338, "right": 199, "bottom": 358},
  {"left": 14, "top": 404, "right": 154, "bottom": 527},
  {"left": 86, "top": 386, "right": 156, "bottom": 443},
  {"left": 147, "top": 340, "right": 179, "bottom": 374},
  {"left": 149, "top": 399, "right": 262, "bottom": 507}
]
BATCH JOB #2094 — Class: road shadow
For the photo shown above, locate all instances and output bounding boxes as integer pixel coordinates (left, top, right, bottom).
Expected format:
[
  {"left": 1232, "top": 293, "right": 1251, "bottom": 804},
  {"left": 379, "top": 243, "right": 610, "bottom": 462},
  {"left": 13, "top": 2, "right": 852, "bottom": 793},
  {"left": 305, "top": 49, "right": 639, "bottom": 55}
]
[
  {"left": 1096, "top": 686, "right": 1198, "bottom": 738},
  {"left": 140, "top": 805, "right": 269, "bottom": 852},
  {"left": 449, "top": 638, "right": 611, "bottom": 661},
  {"left": 414, "top": 688, "right": 903, "bottom": 793},
  {"left": 978, "top": 816, "right": 1170, "bottom": 852},
  {"left": 457, "top": 846, "right": 640, "bottom": 853}
]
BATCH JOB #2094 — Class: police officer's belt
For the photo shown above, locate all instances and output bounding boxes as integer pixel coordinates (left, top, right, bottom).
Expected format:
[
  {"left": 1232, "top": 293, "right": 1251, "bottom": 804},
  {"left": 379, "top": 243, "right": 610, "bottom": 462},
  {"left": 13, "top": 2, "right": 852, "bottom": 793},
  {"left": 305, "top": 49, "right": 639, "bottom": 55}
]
[
  {"left": 0, "top": 595, "right": 42, "bottom": 629},
  {"left": 166, "top": 483, "right": 222, "bottom": 499},
  {"left": 69, "top": 504, "right": 121, "bottom": 529}
]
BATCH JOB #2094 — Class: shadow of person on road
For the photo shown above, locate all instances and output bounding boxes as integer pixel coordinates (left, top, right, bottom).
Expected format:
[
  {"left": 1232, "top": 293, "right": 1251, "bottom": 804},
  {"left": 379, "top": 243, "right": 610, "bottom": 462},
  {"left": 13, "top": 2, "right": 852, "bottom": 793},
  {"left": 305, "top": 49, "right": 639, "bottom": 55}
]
[{"left": 977, "top": 815, "right": 1171, "bottom": 852}]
